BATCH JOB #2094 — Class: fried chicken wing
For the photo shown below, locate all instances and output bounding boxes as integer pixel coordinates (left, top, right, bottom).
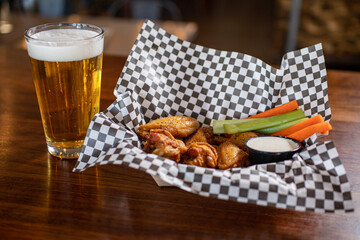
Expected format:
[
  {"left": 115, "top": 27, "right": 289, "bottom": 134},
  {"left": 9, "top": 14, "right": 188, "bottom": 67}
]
[
  {"left": 217, "top": 141, "right": 249, "bottom": 169},
  {"left": 228, "top": 132, "right": 260, "bottom": 151},
  {"left": 137, "top": 116, "right": 200, "bottom": 139},
  {"left": 212, "top": 135, "right": 229, "bottom": 145},
  {"left": 142, "top": 129, "right": 187, "bottom": 163},
  {"left": 182, "top": 142, "right": 217, "bottom": 168},
  {"left": 212, "top": 132, "right": 259, "bottom": 152},
  {"left": 184, "top": 126, "right": 213, "bottom": 147}
]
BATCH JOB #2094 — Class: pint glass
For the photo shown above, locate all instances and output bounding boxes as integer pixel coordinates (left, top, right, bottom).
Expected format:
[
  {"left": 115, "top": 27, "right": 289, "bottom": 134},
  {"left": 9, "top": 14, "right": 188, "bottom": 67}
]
[{"left": 24, "top": 23, "right": 104, "bottom": 159}]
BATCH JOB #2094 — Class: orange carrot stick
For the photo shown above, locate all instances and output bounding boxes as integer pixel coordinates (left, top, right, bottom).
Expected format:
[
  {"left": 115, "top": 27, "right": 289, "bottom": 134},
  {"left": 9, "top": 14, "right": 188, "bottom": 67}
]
[
  {"left": 287, "top": 122, "right": 332, "bottom": 142},
  {"left": 248, "top": 100, "right": 298, "bottom": 119},
  {"left": 272, "top": 114, "right": 324, "bottom": 136}
]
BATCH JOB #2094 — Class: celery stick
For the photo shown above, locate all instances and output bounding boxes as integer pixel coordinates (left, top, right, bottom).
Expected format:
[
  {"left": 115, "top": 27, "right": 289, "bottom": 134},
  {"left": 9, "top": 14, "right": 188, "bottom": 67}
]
[
  {"left": 223, "top": 109, "right": 305, "bottom": 134},
  {"left": 212, "top": 118, "right": 257, "bottom": 134},
  {"left": 255, "top": 117, "right": 308, "bottom": 134}
]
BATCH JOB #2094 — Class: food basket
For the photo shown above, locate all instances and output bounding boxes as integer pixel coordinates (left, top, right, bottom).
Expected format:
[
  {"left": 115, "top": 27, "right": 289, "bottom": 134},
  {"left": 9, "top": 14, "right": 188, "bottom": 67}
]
[{"left": 73, "top": 20, "right": 353, "bottom": 213}]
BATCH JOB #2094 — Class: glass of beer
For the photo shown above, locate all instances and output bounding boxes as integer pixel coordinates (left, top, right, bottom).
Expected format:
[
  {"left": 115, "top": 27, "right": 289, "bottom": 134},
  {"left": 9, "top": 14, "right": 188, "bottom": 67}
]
[{"left": 24, "top": 23, "right": 104, "bottom": 159}]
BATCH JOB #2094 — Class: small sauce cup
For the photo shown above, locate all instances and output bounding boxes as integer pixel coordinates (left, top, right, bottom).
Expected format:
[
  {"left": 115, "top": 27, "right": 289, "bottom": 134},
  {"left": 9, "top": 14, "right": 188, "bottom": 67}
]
[{"left": 245, "top": 136, "right": 301, "bottom": 165}]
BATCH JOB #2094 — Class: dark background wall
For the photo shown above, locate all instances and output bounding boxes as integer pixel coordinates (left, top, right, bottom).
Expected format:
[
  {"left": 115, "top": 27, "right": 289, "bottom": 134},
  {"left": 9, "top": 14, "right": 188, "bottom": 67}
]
[{"left": 4, "top": 0, "right": 360, "bottom": 70}]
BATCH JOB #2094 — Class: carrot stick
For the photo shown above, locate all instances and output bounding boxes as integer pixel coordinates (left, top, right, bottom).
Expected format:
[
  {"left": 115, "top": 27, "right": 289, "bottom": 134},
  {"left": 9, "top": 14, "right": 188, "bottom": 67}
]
[
  {"left": 272, "top": 114, "right": 324, "bottom": 136},
  {"left": 287, "top": 122, "right": 332, "bottom": 142},
  {"left": 248, "top": 100, "right": 298, "bottom": 119}
]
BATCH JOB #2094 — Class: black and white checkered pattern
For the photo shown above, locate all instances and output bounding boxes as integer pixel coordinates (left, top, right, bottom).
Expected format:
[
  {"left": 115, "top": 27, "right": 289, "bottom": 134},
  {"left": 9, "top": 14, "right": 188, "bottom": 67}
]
[{"left": 73, "top": 20, "right": 352, "bottom": 213}]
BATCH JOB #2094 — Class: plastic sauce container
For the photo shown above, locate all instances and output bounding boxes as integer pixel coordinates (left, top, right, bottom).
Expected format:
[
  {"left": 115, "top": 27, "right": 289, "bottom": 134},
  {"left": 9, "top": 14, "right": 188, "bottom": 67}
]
[{"left": 245, "top": 136, "right": 301, "bottom": 165}]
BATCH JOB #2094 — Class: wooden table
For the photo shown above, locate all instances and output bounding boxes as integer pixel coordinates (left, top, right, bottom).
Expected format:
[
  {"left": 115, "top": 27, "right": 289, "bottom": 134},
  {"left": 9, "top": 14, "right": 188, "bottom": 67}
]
[{"left": 1, "top": 47, "right": 359, "bottom": 240}]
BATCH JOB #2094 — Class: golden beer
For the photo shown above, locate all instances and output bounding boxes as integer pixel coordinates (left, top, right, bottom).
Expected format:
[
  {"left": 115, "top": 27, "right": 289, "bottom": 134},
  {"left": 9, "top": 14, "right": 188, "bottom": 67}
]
[{"left": 25, "top": 24, "right": 104, "bottom": 158}]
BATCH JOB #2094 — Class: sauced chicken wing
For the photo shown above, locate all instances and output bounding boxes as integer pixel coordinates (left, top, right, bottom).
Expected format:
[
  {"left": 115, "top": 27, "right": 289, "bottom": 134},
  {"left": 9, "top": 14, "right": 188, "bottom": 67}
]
[
  {"left": 142, "top": 129, "right": 187, "bottom": 163},
  {"left": 184, "top": 126, "right": 213, "bottom": 147},
  {"left": 217, "top": 141, "right": 249, "bottom": 170},
  {"left": 182, "top": 142, "right": 217, "bottom": 168},
  {"left": 137, "top": 116, "right": 200, "bottom": 139}
]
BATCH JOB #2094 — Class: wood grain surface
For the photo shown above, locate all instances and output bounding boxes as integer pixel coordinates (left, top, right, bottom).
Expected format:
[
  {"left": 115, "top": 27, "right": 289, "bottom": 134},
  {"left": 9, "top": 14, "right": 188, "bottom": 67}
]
[{"left": 0, "top": 47, "right": 359, "bottom": 240}]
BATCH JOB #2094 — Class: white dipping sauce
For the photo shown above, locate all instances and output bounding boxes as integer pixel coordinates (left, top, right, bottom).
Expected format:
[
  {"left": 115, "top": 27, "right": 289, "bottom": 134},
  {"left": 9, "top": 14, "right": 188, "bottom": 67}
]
[{"left": 246, "top": 136, "right": 298, "bottom": 153}]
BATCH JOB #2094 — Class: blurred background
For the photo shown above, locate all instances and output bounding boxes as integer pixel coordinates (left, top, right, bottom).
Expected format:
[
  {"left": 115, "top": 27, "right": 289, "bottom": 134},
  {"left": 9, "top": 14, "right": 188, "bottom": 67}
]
[{"left": 1, "top": 0, "right": 360, "bottom": 70}]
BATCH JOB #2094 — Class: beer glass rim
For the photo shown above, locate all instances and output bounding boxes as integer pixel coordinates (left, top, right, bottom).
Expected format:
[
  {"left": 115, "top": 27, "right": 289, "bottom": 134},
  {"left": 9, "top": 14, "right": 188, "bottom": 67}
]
[{"left": 24, "top": 23, "right": 104, "bottom": 43}]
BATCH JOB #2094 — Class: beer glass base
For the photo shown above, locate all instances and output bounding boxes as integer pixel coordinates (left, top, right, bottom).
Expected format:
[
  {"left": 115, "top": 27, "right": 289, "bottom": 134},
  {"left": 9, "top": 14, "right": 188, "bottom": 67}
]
[{"left": 47, "top": 144, "right": 82, "bottom": 159}]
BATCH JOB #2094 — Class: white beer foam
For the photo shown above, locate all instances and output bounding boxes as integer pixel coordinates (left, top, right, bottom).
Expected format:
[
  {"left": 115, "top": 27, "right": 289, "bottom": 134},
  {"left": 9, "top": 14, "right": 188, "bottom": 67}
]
[{"left": 26, "top": 29, "right": 104, "bottom": 62}]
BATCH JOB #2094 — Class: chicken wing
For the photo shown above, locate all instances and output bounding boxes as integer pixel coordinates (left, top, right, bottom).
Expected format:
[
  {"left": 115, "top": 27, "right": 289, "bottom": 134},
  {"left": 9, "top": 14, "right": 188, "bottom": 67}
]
[
  {"left": 217, "top": 141, "right": 249, "bottom": 169},
  {"left": 184, "top": 126, "right": 213, "bottom": 147},
  {"left": 142, "top": 129, "right": 187, "bottom": 163},
  {"left": 212, "top": 135, "right": 229, "bottom": 145},
  {"left": 182, "top": 142, "right": 217, "bottom": 168},
  {"left": 228, "top": 132, "right": 260, "bottom": 151},
  {"left": 212, "top": 132, "right": 259, "bottom": 151},
  {"left": 137, "top": 116, "right": 200, "bottom": 139}
]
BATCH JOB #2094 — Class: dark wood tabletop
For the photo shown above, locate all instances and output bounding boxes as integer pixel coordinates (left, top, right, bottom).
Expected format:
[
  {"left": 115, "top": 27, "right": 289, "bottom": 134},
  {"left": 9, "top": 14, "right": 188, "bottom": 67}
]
[{"left": 1, "top": 46, "right": 359, "bottom": 240}]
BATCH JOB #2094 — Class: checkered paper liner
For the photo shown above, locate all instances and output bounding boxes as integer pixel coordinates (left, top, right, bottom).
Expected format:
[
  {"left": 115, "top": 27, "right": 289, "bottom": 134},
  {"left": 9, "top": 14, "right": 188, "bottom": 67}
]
[{"left": 73, "top": 20, "right": 353, "bottom": 213}]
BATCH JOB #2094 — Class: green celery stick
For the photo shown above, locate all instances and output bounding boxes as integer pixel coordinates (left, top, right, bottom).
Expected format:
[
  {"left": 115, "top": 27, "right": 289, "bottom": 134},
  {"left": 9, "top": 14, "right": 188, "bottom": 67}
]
[
  {"left": 255, "top": 117, "right": 308, "bottom": 134},
  {"left": 212, "top": 118, "right": 258, "bottom": 134},
  {"left": 223, "top": 109, "right": 305, "bottom": 134}
]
